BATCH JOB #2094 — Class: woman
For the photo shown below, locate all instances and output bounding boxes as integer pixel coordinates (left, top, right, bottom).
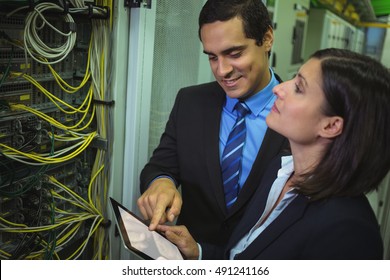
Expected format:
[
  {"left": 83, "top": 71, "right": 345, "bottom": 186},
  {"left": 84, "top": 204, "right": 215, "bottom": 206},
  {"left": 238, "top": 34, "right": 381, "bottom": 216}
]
[{"left": 157, "top": 48, "right": 390, "bottom": 260}]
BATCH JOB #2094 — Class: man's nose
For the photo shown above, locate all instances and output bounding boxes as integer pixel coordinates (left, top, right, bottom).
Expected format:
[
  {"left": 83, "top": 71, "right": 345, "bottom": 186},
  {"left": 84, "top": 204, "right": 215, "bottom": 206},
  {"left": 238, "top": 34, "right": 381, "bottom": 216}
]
[{"left": 216, "top": 58, "right": 233, "bottom": 77}]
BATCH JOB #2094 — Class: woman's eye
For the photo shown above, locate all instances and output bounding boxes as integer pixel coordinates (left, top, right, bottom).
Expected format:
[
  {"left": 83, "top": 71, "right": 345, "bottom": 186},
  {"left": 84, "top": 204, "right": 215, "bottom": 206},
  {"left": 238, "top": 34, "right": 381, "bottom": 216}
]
[{"left": 295, "top": 84, "right": 302, "bottom": 93}]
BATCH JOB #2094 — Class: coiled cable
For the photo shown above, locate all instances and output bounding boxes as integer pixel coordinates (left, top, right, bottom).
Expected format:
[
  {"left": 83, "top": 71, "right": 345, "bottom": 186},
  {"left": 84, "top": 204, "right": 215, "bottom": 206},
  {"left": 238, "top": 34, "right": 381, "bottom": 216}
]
[{"left": 24, "top": 2, "right": 77, "bottom": 65}]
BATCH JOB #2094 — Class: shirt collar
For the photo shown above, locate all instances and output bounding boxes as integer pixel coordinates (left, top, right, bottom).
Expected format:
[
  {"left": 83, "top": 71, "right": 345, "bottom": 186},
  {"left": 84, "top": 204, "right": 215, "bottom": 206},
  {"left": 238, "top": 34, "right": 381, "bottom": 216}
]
[
  {"left": 278, "top": 155, "right": 294, "bottom": 178},
  {"left": 225, "top": 68, "right": 278, "bottom": 116}
]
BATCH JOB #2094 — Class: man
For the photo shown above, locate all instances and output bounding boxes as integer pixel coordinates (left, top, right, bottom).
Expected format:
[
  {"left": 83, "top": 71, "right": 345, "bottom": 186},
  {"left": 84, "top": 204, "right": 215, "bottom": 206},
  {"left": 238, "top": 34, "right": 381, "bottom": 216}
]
[{"left": 137, "top": 0, "right": 288, "bottom": 255}]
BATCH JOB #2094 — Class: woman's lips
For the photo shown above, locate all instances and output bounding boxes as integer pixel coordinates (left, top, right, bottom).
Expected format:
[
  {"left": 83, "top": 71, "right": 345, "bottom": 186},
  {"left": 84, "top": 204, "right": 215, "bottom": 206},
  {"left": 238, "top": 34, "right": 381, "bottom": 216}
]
[{"left": 271, "top": 103, "right": 280, "bottom": 113}]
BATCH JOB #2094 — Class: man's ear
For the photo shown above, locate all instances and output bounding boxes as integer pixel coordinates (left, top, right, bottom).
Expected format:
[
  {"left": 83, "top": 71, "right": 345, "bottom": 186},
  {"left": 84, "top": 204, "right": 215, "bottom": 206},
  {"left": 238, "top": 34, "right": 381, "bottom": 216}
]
[
  {"left": 320, "top": 116, "right": 344, "bottom": 139},
  {"left": 263, "top": 28, "right": 273, "bottom": 51}
]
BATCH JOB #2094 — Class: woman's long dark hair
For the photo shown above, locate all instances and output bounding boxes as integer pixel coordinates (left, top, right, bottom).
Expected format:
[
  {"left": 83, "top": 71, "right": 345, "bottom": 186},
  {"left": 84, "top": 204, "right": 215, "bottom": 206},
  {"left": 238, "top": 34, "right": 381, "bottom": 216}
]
[{"left": 295, "top": 48, "right": 390, "bottom": 201}]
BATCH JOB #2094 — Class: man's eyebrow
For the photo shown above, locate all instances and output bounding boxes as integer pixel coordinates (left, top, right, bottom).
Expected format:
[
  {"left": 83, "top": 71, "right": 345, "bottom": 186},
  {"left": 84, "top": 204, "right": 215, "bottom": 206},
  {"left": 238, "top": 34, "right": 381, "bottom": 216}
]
[
  {"left": 203, "top": 45, "right": 246, "bottom": 56},
  {"left": 203, "top": 50, "right": 214, "bottom": 56}
]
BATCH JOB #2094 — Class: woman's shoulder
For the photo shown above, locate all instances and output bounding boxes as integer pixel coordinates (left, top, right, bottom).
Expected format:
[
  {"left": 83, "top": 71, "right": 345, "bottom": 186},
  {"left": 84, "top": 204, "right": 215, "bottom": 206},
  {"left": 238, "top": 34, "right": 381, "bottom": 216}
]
[
  {"left": 301, "top": 194, "right": 383, "bottom": 259},
  {"left": 307, "top": 194, "right": 379, "bottom": 229}
]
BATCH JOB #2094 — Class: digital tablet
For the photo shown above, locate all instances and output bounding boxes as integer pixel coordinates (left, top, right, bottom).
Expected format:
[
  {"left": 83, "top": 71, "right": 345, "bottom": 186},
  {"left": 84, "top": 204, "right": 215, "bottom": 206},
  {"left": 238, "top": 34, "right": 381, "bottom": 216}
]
[{"left": 109, "top": 197, "right": 184, "bottom": 260}]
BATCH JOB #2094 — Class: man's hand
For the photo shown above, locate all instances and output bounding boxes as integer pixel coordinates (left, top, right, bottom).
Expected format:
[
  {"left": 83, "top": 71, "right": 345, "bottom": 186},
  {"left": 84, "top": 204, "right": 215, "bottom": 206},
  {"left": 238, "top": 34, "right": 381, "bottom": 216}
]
[
  {"left": 137, "top": 177, "right": 182, "bottom": 230},
  {"left": 157, "top": 224, "right": 199, "bottom": 260}
]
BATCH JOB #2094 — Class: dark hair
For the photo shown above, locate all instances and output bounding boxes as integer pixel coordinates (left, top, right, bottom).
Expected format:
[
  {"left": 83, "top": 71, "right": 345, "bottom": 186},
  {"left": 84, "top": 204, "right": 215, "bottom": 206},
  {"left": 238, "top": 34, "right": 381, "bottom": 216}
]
[
  {"left": 198, "top": 0, "right": 273, "bottom": 47},
  {"left": 296, "top": 48, "right": 390, "bottom": 201}
]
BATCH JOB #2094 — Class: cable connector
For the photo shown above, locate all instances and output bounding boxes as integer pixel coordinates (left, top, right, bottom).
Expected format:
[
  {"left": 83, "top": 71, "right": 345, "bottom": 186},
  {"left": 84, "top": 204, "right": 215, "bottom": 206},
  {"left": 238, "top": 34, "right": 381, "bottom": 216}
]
[
  {"left": 124, "top": 0, "right": 152, "bottom": 9},
  {"left": 91, "top": 136, "right": 108, "bottom": 150},
  {"left": 65, "top": 22, "right": 77, "bottom": 33},
  {"left": 92, "top": 99, "right": 115, "bottom": 107}
]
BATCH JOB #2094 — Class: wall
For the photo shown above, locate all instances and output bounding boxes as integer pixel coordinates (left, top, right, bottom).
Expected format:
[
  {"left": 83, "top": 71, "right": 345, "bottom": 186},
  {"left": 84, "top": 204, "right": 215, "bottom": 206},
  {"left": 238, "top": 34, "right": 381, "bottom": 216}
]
[{"left": 380, "top": 16, "right": 390, "bottom": 67}]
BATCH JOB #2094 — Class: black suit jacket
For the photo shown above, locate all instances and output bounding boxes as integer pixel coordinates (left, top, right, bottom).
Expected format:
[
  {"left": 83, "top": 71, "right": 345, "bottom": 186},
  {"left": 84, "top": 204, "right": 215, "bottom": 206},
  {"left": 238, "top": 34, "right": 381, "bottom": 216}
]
[
  {"left": 140, "top": 80, "right": 288, "bottom": 248},
  {"left": 221, "top": 156, "right": 384, "bottom": 260}
]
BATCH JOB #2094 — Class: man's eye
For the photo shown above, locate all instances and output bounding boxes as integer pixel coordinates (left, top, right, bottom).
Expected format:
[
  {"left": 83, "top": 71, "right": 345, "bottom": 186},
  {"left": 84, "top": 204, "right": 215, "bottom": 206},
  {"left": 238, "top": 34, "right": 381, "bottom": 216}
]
[{"left": 230, "top": 52, "right": 242, "bottom": 58}]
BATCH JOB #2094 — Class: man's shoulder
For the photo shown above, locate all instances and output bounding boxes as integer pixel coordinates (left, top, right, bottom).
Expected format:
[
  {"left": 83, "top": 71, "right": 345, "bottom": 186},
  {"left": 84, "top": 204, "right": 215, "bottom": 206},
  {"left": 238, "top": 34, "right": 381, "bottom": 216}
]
[
  {"left": 176, "top": 81, "right": 225, "bottom": 104},
  {"left": 180, "top": 81, "right": 222, "bottom": 93}
]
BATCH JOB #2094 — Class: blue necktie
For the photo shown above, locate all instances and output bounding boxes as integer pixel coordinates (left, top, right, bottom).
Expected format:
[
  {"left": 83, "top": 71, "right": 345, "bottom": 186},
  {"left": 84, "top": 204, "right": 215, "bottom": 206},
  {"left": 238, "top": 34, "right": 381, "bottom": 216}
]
[{"left": 221, "top": 102, "right": 250, "bottom": 210}]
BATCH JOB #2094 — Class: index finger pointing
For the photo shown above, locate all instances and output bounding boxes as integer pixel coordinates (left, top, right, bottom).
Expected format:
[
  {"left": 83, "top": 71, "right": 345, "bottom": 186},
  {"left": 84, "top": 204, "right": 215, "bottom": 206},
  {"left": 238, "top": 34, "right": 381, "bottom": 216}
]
[{"left": 148, "top": 204, "right": 167, "bottom": 231}]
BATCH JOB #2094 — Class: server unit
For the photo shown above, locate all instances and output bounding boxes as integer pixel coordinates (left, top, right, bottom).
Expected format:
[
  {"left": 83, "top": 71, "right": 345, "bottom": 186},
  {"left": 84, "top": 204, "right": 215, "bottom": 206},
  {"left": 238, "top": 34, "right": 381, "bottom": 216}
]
[
  {"left": 271, "top": 0, "right": 311, "bottom": 81},
  {"left": 0, "top": 0, "right": 112, "bottom": 260},
  {"left": 304, "top": 8, "right": 365, "bottom": 60}
]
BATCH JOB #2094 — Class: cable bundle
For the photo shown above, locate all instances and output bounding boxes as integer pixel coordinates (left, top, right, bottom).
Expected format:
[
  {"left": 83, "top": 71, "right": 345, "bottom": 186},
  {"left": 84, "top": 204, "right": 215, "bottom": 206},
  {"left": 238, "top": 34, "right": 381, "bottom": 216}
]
[
  {"left": 0, "top": 0, "right": 113, "bottom": 260},
  {"left": 24, "top": 2, "right": 77, "bottom": 65}
]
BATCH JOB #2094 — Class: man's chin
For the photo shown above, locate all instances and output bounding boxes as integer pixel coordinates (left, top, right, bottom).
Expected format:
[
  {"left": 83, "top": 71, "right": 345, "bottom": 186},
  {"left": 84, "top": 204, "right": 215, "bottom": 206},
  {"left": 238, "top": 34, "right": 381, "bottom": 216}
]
[{"left": 225, "top": 89, "right": 247, "bottom": 100}]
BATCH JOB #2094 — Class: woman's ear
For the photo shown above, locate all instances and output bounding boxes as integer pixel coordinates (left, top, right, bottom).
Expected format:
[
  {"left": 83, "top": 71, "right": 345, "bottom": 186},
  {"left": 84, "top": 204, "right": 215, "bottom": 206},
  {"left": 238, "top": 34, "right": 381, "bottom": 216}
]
[{"left": 320, "top": 116, "right": 344, "bottom": 139}]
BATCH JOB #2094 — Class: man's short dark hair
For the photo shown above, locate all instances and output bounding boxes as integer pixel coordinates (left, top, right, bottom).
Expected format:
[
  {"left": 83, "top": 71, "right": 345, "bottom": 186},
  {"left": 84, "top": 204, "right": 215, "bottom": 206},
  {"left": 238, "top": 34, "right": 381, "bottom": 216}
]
[{"left": 198, "top": 0, "right": 273, "bottom": 46}]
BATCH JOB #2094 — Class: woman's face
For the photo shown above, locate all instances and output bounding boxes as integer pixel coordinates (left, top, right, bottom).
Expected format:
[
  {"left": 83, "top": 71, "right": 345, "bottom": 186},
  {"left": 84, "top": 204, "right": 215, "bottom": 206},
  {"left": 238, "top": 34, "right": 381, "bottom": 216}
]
[{"left": 266, "top": 58, "right": 329, "bottom": 146}]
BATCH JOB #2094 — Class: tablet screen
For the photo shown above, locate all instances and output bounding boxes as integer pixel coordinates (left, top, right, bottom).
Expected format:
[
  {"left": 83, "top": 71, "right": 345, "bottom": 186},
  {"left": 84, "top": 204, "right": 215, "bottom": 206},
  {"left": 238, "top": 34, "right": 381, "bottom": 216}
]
[{"left": 111, "top": 198, "right": 183, "bottom": 260}]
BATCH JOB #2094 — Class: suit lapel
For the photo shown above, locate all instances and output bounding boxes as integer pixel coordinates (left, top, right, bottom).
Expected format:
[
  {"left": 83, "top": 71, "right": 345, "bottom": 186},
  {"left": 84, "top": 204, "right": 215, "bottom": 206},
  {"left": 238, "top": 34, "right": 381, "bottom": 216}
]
[
  {"left": 201, "top": 81, "right": 288, "bottom": 217},
  {"left": 233, "top": 194, "right": 309, "bottom": 259},
  {"left": 203, "top": 84, "right": 226, "bottom": 214},
  {"left": 228, "top": 73, "right": 285, "bottom": 215},
  {"left": 225, "top": 157, "right": 281, "bottom": 249},
  {"left": 228, "top": 128, "right": 288, "bottom": 215}
]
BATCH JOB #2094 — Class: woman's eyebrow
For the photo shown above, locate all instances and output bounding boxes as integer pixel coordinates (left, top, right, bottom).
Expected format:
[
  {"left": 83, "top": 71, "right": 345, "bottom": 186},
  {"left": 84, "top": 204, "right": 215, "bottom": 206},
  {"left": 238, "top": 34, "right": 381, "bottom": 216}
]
[{"left": 297, "top": 73, "right": 308, "bottom": 86}]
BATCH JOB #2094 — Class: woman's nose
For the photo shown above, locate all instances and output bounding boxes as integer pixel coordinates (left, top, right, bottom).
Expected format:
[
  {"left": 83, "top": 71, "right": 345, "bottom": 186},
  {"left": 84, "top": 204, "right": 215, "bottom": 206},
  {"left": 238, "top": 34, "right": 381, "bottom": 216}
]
[
  {"left": 272, "top": 81, "right": 289, "bottom": 98},
  {"left": 272, "top": 83, "right": 283, "bottom": 97}
]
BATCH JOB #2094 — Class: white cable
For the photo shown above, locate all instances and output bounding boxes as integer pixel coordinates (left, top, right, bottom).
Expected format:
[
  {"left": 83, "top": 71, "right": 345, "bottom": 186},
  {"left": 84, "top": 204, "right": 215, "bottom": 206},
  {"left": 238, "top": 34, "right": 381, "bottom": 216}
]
[
  {"left": 5, "top": 5, "right": 29, "bottom": 18},
  {"left": 24, "top": 2, "right": 77, "bottom": 65},
  {"left": 69, "top": 0, "right": 86, "bottom": 9},
  {"left": 72, "top": 215, "right": 101, "bottom": 260}
]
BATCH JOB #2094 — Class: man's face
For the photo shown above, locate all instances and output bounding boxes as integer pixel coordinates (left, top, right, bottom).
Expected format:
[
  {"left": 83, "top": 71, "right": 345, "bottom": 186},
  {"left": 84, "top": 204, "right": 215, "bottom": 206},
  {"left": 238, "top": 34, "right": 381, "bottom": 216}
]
[{"left": 200, "top": 17, "right": 273, "bottom": 100}]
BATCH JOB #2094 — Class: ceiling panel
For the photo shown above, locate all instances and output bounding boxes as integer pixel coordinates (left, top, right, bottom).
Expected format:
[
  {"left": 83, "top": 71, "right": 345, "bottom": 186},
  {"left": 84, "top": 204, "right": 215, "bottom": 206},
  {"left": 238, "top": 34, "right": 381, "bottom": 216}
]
[
  {"left": 312, "top": 0, "right": 390, "bottom": 22},
  {"left": 371, "top": 0, "right": 390, "bottom": 17}
]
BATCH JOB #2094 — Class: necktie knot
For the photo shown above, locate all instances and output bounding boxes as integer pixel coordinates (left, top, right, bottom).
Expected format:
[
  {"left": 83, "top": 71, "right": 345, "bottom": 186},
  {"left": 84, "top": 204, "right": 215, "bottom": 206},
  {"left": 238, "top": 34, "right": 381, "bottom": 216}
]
[{"left": 235, "top": 102, "right": 250, "bottom": 118}]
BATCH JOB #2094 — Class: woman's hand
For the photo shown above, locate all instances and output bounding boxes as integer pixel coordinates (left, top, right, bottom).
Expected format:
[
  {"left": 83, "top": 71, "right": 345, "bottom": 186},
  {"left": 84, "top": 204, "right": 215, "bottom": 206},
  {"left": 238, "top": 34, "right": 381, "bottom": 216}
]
[{"left": 157, "top": 225, "right": 200, "bottom": 260}]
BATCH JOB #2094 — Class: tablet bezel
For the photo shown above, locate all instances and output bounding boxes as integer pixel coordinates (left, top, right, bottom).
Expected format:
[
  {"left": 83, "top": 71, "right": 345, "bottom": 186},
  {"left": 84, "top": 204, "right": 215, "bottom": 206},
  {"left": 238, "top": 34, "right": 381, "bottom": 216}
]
[{"left": 109, "top": 197, "right": 184, "bottom": 260}]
